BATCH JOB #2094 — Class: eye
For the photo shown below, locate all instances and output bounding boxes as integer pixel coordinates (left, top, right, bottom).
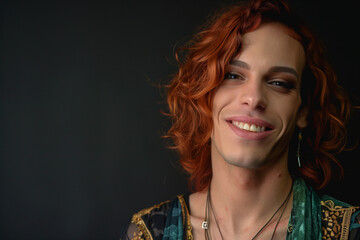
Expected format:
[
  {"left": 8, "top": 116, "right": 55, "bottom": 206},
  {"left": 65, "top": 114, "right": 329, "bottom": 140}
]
[
  {"left": 268, "top": 80, "right": 296, "bottom": 90},
  {"left": 224, "top": 72, "right": 245, "bottom": 80}
]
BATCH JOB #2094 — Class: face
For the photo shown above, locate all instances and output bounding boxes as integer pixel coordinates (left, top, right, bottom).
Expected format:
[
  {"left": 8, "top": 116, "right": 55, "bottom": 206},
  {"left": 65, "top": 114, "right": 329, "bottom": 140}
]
[{"left": 211, "top": 23, "right": 307, "bottom": 169}]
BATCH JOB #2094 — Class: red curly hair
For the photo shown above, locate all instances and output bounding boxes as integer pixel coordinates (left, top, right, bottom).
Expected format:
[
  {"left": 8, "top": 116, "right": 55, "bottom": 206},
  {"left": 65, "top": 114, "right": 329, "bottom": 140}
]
[{"left": 165, "top": 0, "right": 351, "bottom": 192}]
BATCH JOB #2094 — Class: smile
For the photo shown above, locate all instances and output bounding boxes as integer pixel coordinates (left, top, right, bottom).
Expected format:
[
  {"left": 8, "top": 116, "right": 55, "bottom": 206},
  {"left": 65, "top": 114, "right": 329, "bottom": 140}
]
[{"left": 231, "top": 120, "right": 266, "bottom": 133}]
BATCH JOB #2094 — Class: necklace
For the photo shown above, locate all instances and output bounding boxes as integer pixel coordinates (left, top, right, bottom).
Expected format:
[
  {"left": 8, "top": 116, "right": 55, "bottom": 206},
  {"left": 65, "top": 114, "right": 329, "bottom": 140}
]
[{"left": 203, "top": 181, "right": 293, "bottom": 240}]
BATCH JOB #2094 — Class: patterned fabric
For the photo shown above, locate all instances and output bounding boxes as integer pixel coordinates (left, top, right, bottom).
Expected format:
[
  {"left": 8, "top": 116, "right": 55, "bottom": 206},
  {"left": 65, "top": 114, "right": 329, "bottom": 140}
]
[
  {"left": 286, "top": 179, "right": 360, "bottom": 240},
  {"left": 129, "top": 200, "right": 172, "bottom": 240},
  {"left": 320, "top": 198, "right": 359, "bottom": 240},
  {"left": 287, "top": 179, "right": 322, "bottom": 239},
  {"left": 163, "top": 198, "right": 183, "bottom": 240},
  {"left": 123, "top": 179, "right": 360, "bottom": 240}
]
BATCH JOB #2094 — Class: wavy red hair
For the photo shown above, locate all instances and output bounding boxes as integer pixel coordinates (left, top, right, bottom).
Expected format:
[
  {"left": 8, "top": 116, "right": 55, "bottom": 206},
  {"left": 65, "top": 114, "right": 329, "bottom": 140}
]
[{"left": 165, "top": 0, "right": 351, "bottom": 191}]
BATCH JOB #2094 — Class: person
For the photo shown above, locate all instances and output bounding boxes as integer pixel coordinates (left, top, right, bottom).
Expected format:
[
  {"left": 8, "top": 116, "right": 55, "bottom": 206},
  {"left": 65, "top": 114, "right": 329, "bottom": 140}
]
[{"left": 121, "top": 0, "right": 360, "bottom": 239}]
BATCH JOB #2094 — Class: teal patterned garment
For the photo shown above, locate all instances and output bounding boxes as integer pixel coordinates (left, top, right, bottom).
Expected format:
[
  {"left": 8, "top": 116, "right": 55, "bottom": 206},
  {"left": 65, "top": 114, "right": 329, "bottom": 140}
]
[
  {"left": 287, "top": 179, "right": 322, "bottom": 239},
  {"left": 160, "top": 179, "right": 359, "bottom": 240},
  {"left": 163, "top": 199, "right": 184, "bottom": 240},
  {"left": 123, "top": 178, "right": 360, "bottom": 240}
]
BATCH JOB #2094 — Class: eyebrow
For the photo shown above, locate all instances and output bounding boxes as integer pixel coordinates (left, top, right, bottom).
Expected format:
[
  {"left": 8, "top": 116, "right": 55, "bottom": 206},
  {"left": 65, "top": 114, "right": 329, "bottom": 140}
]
[
  {"left": 230, "top": 60, "right": 250, "bottom": 69},
  {"left": 269, "top": 66, "right": 299, "bottom": 79},
  {"left": 230, "top": 60, "right": 299, "bottom": 79}
]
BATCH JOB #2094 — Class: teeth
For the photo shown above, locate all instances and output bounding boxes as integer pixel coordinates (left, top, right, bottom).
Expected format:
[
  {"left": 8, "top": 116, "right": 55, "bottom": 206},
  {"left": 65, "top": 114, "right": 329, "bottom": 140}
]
[{"left": 231, "top": 121, "right": 266, "bottom": 133}]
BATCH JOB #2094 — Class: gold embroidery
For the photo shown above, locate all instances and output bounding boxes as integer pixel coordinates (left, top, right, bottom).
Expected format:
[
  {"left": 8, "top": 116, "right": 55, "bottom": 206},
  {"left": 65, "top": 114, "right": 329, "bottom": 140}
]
[
  {"left": 321, "top": 200, "right": 359, "bottom": 240},
  {"left": 131, "top": 200, "right": 171, "bottom": 240},
  {"left": 287, "top": 224, "right": 293, "bottom": 233},
  {"left": 177, "top": 195, "right": 193, "bottom": 240},
  {"left": 132, "top": 228, "right": 144, "bottom": 240}
]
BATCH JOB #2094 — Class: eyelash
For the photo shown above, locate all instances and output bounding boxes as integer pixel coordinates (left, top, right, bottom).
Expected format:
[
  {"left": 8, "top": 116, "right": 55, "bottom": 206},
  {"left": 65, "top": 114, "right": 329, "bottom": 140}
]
[
  {"left": 224, "top": 72, "right": 245, "bottom": 80},
  {"left": 268, "top": 80, "right": 296, "bottom": 90},
  {"left": 224, "top": 72, "right": 296, "bottom": 90}
]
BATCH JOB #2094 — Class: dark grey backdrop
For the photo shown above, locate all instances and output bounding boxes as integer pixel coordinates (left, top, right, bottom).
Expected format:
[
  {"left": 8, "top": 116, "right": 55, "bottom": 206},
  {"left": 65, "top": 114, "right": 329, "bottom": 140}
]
[{"left": 1, "top": 0, "right": 359, "bottom": 239}]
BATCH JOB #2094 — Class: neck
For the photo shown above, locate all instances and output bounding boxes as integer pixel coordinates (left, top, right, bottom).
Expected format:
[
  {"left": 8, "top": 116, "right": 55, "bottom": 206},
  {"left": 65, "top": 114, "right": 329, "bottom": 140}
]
[{"left": 208, "top": 152, "right": 293, "bottom": 237}]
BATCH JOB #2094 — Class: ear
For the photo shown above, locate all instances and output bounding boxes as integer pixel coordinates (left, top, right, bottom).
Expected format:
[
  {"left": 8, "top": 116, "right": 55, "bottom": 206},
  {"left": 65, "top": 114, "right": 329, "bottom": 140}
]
[{"left": 296, "top": 107, "right": 308, "bottom": 128}]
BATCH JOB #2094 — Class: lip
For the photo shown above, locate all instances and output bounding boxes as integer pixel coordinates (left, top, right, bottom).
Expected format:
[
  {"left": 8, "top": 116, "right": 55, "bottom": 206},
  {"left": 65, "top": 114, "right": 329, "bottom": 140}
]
[{"left": 225, "top": 116, "right": 275, "bottom": 140}]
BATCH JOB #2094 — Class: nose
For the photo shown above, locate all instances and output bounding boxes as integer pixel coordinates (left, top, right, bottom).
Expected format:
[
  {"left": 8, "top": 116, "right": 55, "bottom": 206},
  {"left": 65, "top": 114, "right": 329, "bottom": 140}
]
[{"left": 239, "top": 79, "right": 267, "bottom": 111}]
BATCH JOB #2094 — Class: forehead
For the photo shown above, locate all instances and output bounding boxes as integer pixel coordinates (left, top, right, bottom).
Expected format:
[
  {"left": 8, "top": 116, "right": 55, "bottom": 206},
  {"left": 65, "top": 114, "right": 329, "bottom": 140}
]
[{"left": 237, "top": 23, "right": 306, "bottom": 74}]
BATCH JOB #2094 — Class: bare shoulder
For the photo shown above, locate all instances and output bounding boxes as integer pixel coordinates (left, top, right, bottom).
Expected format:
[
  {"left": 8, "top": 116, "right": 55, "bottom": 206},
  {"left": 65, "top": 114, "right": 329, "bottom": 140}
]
[{"left": 189, "top": 191, "right": 207, "bottom": 218}]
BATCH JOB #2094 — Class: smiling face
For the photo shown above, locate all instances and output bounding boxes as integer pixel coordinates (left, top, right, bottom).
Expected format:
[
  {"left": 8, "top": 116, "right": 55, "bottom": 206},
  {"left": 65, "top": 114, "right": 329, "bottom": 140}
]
[{"left": 211, "top": 23, "right": 307, "bottom": 170}]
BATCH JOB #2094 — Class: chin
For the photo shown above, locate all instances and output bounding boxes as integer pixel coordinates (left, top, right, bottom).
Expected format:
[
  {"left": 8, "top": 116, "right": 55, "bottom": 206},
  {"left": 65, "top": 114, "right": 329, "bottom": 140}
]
[{"left": 223, "top": 155, "right": 267, "bottom": 169}]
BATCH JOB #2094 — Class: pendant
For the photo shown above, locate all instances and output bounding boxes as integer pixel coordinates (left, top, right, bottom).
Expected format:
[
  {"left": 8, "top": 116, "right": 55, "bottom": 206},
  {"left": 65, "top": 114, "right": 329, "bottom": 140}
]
[{"left": 202, "top": 221, "right": 208, "bottom": 229}]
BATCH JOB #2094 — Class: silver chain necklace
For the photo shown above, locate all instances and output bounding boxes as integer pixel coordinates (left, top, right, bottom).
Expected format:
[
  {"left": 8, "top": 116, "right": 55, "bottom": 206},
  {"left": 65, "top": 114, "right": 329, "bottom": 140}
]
[{"left": 202, "top": 182, "right": 293, "bottom": 240}]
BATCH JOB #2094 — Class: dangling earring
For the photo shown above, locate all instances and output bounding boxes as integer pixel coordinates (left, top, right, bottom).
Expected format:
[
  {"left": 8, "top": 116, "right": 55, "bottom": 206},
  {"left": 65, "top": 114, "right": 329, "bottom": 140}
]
[{"left": 296, "top": 129, "right": 302, "bottom": 168}]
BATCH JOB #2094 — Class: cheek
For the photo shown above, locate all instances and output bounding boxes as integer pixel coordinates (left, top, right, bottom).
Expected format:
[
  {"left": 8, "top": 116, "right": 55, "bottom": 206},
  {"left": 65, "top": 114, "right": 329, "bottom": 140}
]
[
  {"left": 279, "top": 98, "right": 301, "bottom": 126},
  {"left": 212, "top": 89, "right": 232, "bottom": 136},
  {"left": 212, "top": 85, "right": 238, "bottom": 107},
  {"left": 212, "top": 88, "right": 229, "bottom": 117}
]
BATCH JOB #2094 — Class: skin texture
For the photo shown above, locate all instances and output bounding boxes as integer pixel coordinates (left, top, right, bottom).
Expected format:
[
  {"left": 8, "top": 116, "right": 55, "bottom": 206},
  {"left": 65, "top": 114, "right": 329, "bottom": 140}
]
[
  {"left": 189, "top": 23, "right": 308, "bottom": 240},
  {"left": 212, "top": 23, "right": 307, "bottom": 170}
]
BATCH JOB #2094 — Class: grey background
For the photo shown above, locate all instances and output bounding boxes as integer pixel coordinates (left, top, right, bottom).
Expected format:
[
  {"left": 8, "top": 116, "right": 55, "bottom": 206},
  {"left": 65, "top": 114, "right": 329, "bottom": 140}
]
[{"left": 1, "top": 0, "right": 359, "bottom": 239}]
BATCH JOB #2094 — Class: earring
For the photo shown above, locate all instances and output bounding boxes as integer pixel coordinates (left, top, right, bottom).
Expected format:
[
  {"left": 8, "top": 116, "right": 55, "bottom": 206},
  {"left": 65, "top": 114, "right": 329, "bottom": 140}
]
[{"left": 296, "top": 130, "right": 302, "bottom": 168}]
